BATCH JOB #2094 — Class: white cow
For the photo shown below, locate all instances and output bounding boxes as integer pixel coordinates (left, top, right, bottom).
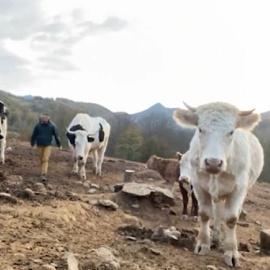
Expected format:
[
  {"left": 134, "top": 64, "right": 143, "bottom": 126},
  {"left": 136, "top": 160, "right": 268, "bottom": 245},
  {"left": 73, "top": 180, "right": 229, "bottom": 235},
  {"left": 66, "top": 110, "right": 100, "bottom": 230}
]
[
  {"left": 66, "top": 113, "right": 111, "bottom": 179},
  {"left": 0, "top": 101, "right": 9, "bottom": 164},
  {"left": 173, "top": 101, "right": 264, "bottom": 267}
]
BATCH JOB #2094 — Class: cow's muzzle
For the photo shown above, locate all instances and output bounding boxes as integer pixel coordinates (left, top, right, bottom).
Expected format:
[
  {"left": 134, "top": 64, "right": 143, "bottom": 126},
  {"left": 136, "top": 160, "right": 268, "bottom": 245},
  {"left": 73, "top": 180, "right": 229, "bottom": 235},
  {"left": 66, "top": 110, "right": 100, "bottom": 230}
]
[{"left": 204, "top": 158, "right": 223, "bottom": 174}]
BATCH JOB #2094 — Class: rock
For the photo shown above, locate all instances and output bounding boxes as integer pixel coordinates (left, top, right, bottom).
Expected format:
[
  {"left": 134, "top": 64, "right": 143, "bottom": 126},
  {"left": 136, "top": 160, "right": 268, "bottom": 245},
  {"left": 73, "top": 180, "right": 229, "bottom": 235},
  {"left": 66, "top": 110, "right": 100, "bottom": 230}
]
[
  {"left": 65, "top": 191, "right": 80, "bottom": 201},
  {"left": 239, "top": 209, "right": 247, "bottom": 220},
  {"left": 260, "top": 229, "right": 270, "bottom": 255},
  {"left": 121, "top": 182, "right": 174, "bottom": 206},
  {"left": 125, "top": 236, "right": 137, "bottom": 241},
  {"left": 88, "top": 188, "right": 97, "bottom": 194},
  {"left": 63, "top": 251, "right": 79, "bottom": 270},
  {"left": 97, "top": 199, "right": 119, "bottom": 211},
  {"left": 22, "top": 188, "right": 35, "bottom": 198},
  {"left": 255, "top": 220, "right": 261, "bottom": 226},
  {"left": 150, "top": 248, "right": 162, "bottom": 255},
  {"left": 95, "top": 246, "right": 120, "bottom": 269},
  {"left": 83, "top": 181, "right": 91, "bottom": 188},
  {"left": 0, "top": 192, "right": 18, "bottom": 203},
  {"left": 238, "top": 242, "right": 251, "bottom": 252},
  {"left": 113, "top": 183, "right": 124, "bottom": 192},
  {"left": 91, "top": 183, "right": 100, "bottom": 189},
  {"left": 206, "top": 265, "right": 217, "bottom": 270},
  {"left": 42, "top": 265, "right": 56, "bottom": 270},
  {"left": 55, "top": 190, "right": 65, "bottom": 198},
  {"left": 131, "top": 204, "right": 140, "bottom": 209},
  {"left": 122, "top": 214, "right": 140, "bottom": 226},
  {"left": 237, "top": 222, "right": 250, "bottom": 227},
  {"left": 34, "top": 183, "right": 47, "bottom": 195}
]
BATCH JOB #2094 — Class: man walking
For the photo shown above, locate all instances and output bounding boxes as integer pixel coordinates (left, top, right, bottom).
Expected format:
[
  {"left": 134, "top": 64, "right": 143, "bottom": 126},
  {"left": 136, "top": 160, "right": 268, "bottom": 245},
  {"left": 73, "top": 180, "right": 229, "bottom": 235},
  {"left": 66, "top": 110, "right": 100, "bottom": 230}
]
[{"left": 30, "top": 113, "right": 61, "bottom": 181}]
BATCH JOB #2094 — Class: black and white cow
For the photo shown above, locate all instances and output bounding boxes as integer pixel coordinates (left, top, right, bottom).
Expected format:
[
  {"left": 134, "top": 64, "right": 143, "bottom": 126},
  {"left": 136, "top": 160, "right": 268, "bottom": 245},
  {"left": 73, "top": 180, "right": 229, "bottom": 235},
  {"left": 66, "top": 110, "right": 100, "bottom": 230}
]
[
  {"left": 66, "top": 113, "right": 111, "bottom": 179},
  {"left": 0, "top": 101, "right": 8, "bottom": 164}
]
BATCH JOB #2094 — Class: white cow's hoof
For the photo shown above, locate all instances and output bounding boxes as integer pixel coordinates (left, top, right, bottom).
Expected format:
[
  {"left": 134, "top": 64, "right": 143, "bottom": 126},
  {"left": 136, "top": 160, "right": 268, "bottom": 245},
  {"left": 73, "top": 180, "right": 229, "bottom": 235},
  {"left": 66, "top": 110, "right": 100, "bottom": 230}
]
[
  {"left": 224, "top": 250, "right": 240, "bottom": 267},
  {"left": 195, "top": 243, "right": 210, "bottom": 255},
  {"left": 181, "top": 214, "right": 189, "bottom": 221},
  {"left": 192, "top": 216, "right": 199, "bottom": 222},
  {"left": 71, "top": 170, "right": 78, "bottom": 174}
]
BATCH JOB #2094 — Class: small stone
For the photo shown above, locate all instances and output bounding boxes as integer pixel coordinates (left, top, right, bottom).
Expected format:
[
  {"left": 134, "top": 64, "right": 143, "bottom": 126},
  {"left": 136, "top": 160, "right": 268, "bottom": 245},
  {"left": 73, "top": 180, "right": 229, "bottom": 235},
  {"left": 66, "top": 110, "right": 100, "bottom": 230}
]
[
  {"left": 150, "top": 248, "right": 162, "bottom": 255},
  {"left": 91, "top": 183, "right": 100, "bottom": 189},
  {"left": 97, "top": 199, "right": 119, "bottom": 211},
  {"left": 206, "top": 265, "right": 217, "bottom": 270},
  {"left": 22, "top": 188, "right": 35, "bottom": 198},
  {"left": 260, "top": 229, "right": 270, "bottom": 255},
  {"left": 42, "top": 264, "right": 56, "bottom": 270},
  {"left": 237, "top": 222, "right": 250, "bottom": 227},
  {"left": 88, "top": 188, "right": 97, "bottom": 194}
]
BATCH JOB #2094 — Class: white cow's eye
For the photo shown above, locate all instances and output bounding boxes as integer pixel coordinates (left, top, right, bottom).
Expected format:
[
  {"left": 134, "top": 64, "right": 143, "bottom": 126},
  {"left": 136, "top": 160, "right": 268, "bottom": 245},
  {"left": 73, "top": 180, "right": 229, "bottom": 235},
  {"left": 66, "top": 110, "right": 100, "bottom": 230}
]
[
  {"left": 199, "top": 127, "right": 203, "bottom": 133},
  {"left": 228, "top": 130, "right": 234, "bottom": 136}
]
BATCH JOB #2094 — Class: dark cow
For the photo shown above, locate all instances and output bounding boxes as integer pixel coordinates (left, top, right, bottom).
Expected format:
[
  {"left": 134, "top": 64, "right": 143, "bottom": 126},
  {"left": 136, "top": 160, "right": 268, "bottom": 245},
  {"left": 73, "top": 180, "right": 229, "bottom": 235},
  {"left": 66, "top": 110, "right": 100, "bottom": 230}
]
[{"left": 146, "top": 153, "right": 198, "bottom": 221}]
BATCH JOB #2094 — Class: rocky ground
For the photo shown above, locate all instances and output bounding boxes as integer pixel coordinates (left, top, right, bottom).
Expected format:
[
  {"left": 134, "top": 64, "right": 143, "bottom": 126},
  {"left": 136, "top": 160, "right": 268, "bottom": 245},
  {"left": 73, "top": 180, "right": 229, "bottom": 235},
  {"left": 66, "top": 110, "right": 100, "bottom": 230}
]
[{"left": 0, "top": 139, "right": 270, "bottom": 270}]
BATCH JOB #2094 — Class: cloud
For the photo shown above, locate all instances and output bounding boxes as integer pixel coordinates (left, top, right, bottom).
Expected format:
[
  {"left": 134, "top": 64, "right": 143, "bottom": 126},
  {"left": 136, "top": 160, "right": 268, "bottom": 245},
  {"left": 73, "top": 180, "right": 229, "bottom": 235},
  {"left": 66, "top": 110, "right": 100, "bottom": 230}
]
[
  {"left": 38, "top": 55, "right": 79, "bottom": 71},
  {"left": 79, "top": 16, "right": 128, "bottom": 35},
  {"left": 0, "top": 0, "right": 128, "bottom": 90},
  {"left": 0, "top": 0, "right": 44, "bottom": 40},
  {"left": 0, "top": 43, "right": 34, "bottom": 89}
]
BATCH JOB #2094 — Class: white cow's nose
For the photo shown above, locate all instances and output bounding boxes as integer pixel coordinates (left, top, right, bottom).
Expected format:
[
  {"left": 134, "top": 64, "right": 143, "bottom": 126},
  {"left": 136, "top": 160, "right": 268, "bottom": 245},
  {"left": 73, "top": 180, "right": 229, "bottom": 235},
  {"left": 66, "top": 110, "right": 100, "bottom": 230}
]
[
  {"left": 78, "top": 156, "right": 83, "bottom": 161},
  {"left": 204, "top": 158, "right": 223, "bottom": 174}
]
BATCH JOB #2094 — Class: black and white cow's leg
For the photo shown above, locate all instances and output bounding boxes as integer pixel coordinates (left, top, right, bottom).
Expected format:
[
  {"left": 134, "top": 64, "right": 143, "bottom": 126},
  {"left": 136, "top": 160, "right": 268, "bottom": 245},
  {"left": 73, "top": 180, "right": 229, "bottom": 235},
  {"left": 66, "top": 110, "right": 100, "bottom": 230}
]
[
  {"left": 96, "top": 145, "right": 106, "bottom": 176},
  {"left": 0, "top": 137, "right": 6, "bottom": 164},
  {"left": 194, "top": 187, "right": 212, "bottom": 256},
  {"left": 71, "top": 152, "right": 78, "bottom": 174},
  {"left": 92, "top": 150, "right": 98, "bottom": 175}
]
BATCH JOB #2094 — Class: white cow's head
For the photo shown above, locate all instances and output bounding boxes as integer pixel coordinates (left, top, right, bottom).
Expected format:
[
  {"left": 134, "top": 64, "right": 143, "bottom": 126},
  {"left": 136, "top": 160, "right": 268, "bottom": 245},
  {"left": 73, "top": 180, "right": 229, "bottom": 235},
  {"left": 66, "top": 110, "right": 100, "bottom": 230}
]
[
  {"left": 66, "top": 129, "right": 94, "bottom": 161},
  {"left": 173, "top": 102, "right": 261, "bottom": 174},
  {"left": 177, "top": 151, "right": 190, "bottom": 184}
]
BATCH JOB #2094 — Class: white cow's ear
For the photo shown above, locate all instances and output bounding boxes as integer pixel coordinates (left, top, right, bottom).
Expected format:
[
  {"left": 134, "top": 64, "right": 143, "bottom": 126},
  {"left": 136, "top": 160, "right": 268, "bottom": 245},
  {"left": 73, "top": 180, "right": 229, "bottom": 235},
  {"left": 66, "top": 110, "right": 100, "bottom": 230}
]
[
  {"left": 173, "top": 109, "right": 198, "bottom": 127},
  {"left": 176, "top": 151, "right": 182, "bottom": 160},
  {"left": 237, "top": 113, "right": 261, "bottom": 131}
]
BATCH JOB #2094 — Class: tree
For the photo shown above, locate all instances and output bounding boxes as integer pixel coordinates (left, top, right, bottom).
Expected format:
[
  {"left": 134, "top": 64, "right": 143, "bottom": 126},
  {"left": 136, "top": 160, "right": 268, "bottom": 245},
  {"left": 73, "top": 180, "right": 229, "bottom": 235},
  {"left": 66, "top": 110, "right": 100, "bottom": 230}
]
[{"left": 115, "top": 126, "right": 143, "bottom": 161}]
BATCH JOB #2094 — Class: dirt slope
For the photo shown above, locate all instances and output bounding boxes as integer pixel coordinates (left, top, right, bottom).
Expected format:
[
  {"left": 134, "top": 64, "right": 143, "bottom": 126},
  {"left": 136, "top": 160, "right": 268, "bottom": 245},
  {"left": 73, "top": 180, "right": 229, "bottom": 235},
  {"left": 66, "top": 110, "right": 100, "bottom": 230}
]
[{"left": 0, "top": 139, "right": 269, "bottom": 270}]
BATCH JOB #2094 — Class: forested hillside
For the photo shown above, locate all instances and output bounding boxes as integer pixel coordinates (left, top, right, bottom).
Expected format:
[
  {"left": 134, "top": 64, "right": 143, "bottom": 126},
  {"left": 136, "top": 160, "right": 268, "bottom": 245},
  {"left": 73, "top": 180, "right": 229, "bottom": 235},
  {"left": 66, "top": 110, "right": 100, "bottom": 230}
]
[{"left": 1, "top": 89, "right": 270, "bottom": 182}]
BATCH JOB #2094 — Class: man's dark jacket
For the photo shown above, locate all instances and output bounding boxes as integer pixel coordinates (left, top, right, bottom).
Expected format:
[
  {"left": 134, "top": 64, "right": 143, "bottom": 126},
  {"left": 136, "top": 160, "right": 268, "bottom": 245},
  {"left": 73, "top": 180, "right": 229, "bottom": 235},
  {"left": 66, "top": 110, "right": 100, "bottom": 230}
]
[{"left": 30, "top": 120, "right": 61, "bottom": 147}]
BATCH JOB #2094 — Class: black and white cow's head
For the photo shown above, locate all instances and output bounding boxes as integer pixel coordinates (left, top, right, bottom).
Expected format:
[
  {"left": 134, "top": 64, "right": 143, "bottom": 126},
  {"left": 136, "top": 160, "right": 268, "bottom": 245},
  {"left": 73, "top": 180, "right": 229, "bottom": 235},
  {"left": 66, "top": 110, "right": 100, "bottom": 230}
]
[
  {"left": 0, "top": 101, "right": 8, "bottom": 139},
  {"left": 66, "top": 123, "right": 105, "bottom": 161}
]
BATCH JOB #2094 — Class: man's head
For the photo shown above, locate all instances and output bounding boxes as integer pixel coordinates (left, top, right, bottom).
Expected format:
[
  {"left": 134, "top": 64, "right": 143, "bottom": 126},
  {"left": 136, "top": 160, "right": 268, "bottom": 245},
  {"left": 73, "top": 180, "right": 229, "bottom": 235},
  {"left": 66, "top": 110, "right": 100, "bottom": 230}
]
[{"left": 40, "top": 113, "right": 50, "bottom": 124}]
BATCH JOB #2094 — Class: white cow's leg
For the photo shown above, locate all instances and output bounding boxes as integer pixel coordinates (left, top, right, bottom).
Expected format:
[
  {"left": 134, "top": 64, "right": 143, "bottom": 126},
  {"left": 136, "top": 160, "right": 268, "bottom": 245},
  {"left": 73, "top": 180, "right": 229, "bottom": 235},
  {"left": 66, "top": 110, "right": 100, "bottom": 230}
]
[
  {"left": 92, "top": 150, "right": 98, "bottom": 175},
  {"left": 212, "top": 200, "right": 224, "bottom": 248},
  {"left": 0, "top": 138, "right": 6, "bottom": 164},
  {"left": 96, "top": 146, "right": 106, "bottom": 176},
  {"left": 223, "top": 187, "right": 247, "bottom": 267},
  {"left": 194, "top": 187, "right": 212, "bottom": 256}
]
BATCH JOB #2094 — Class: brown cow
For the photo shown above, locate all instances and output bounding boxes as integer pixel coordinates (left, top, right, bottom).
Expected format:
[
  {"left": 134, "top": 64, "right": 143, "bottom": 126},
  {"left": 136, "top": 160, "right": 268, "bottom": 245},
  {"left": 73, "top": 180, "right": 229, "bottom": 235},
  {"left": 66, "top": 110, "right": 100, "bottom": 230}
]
[{"left": 146, "top": 153, "right": 198, "bottom": 221}]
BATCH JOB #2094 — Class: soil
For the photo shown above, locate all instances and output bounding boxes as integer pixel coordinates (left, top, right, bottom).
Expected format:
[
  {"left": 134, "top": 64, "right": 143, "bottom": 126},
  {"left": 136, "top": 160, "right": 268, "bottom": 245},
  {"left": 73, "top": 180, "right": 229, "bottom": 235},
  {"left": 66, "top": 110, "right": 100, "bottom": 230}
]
[{"left": 0, "top": 139, "right": 270, "bottom": 270}]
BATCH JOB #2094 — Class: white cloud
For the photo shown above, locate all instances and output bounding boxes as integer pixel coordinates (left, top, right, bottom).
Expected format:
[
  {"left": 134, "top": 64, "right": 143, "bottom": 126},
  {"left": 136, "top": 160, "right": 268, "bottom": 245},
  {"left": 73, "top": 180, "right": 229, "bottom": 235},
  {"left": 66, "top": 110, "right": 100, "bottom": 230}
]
[{"left": 1, "top": 0, "right": 270, "bottom": 113}]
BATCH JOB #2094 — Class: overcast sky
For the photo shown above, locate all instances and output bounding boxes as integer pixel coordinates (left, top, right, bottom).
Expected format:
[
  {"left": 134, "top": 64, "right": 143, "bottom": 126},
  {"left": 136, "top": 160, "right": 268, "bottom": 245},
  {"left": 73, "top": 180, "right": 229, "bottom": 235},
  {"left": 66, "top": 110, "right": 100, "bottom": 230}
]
[{"left": 1, "top": 0, "right": 270, "bottom": 114}]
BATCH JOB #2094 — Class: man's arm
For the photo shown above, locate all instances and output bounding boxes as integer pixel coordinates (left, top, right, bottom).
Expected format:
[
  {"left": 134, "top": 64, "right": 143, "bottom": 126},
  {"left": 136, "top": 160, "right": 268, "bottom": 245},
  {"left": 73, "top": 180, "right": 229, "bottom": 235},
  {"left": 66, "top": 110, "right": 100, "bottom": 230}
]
[{"left": 30, "top": 125, "right": 38, "bottom": 147}]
